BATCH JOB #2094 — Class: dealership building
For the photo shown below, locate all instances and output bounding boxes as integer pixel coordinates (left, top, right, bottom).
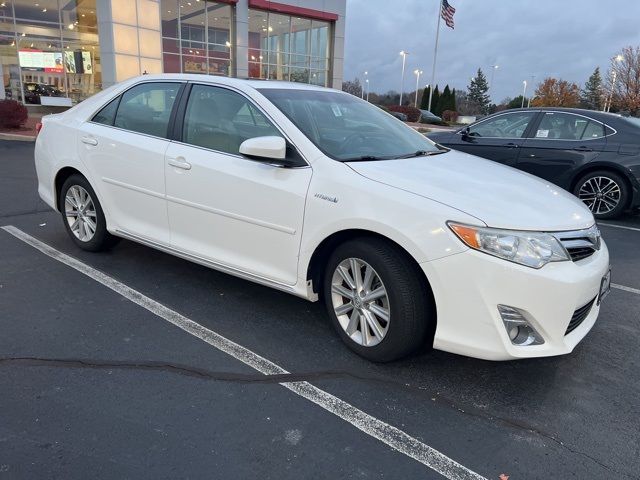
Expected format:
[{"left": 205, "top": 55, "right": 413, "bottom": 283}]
[{"left": 0, "top": 0, "right": 346, "bottom": 105}]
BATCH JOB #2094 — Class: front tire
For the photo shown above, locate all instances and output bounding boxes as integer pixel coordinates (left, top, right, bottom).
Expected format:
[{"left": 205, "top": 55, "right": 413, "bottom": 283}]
[
  {"left": 573, "top": 170, "right": 629, "bottom": 219},
  {"left": 59, "top": 174, "right": 119, "bottom": 252},
  {"left": 323, "top": 237, "right": 435, "bottom": 362}
]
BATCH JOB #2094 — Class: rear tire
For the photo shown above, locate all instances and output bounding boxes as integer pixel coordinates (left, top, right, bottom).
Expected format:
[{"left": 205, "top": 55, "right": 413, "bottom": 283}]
[
  {"left": 323, "top": 237, "right": 434, "bottom": 362},
  {"left": 59, "top": 174, "right": 119, "bottom": 252},
  {"left": 573, "top": 170, "right": 629, "bottom": 219}
]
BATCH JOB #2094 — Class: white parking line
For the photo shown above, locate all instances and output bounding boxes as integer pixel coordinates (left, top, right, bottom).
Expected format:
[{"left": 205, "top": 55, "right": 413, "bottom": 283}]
[
  {"left": 1, "top": 225, "right": 486, "bottom": 480},
  {"left": 599, "top": 222, "right": 640, "bottom": 233},
  {"left": 613, "top": 283, "right": 640, "bottom": 295}
]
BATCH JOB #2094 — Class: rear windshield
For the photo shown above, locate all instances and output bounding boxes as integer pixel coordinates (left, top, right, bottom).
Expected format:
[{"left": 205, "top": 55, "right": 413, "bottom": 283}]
[
  {"left": 621, "top": 116, "right": 640, "bottom": 129},
  {"left": 258, "top": 88, "right": 440, "bottom": 161}
]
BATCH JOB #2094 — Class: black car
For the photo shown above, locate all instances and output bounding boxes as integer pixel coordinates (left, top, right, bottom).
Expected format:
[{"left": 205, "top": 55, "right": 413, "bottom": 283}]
[
  {"left": 23, "top": 83, "right": 63, "bottom": 104},
  {"left": 428, "top": 108, "right": 640, "bottom": 219}
]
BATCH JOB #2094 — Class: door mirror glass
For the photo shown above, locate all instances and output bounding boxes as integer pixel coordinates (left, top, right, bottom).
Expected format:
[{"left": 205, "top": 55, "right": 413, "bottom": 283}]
[{"left": 239, "top": 136, "right": 287, "bottom": 160}]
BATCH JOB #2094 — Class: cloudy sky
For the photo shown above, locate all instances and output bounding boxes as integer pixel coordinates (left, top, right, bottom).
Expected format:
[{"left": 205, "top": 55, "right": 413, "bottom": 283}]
[{"left": 343, "top": 0, "right": 640, "bottom": 103}]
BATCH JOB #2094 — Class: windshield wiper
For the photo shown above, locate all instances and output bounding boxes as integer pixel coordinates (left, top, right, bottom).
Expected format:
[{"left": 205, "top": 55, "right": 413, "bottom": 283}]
[
  {"left": 396, "top": 150, "right": 445, "bottom": 159},
  {"left": 341, "top": 155, "right": 391, "bottom": 162}
]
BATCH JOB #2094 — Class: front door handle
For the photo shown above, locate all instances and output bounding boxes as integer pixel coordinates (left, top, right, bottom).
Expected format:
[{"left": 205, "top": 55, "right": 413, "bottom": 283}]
[
  {"left": 81, "top": 136, "right": 98, "bottom": 146},
  {"left": 168, "top": 157, "right": 192, "bottom": 170},
  {"left": 502, "top": 142, "right": 519, "bottom": 148},
  {"left": 573, "top": 146, "right": 593, "bottom": 152}
]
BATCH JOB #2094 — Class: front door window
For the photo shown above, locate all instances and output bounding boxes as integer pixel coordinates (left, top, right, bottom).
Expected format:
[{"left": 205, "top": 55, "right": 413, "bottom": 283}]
[{"left": 468, "top": 112, "right": 536, "bottom": 138}]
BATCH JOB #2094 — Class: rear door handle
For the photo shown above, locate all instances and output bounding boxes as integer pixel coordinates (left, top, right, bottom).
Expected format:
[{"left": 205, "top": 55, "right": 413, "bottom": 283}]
[
  {"left": 502, "top": 142, "right": 519, "bottom": 148},
  {"left": 168, "top": 157, "right": 192, "bottom": 170},
  {"left": 573, "top": 146, "right": 593, "bottom": 152},
  {"left": 81, "top": 136, "right": 98, "bottom": 146}
]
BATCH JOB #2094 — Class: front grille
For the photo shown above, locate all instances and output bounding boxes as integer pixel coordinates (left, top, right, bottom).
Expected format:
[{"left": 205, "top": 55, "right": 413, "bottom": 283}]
[
  {"left": 554, "top": 225, "right": 601, "bottom": 263},
  {"left": 567, "top": 246, "right": 596, "bottom": 262},
  {"left": 566, "top": 297, "right": 596, "bottom": 335}
]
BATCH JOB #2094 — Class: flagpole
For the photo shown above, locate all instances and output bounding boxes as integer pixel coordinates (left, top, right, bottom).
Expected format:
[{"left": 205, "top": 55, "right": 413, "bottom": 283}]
[{"left": 427, "top": 1, "right": 442, "bottom": 112}]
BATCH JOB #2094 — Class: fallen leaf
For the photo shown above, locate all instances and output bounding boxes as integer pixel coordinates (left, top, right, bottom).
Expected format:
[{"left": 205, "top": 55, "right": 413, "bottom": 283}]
[{"left": 499, "top": 474, "right": 510, "bottom": 480}]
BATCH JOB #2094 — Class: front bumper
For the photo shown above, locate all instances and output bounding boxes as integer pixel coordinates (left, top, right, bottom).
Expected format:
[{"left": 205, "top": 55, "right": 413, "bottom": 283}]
[{"left": 422, "top": 240, "right": 610, "bottom": 360}]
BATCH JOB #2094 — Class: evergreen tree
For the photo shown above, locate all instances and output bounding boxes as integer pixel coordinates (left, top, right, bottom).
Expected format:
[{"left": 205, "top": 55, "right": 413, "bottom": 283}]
[
  {"left": 507, "top": 95, "right": 529, "bottom": 109},
  {"left": 440, "top": 85, "right": 457, "bottom": 114},
  {"left": 420, "top": 85, "right": 431, "bottom": 110},
  {"left": 430, "top": 85, "right": 440, "bottom": 114},
  {"left": 435, "top": 85, "right": 451, "bottom": 116},
  {"left": 581, "top": 67, "right": 603, "bottom": 110},
  {"left": 467, "top": 69, "right": 490, "bottom": 114}
]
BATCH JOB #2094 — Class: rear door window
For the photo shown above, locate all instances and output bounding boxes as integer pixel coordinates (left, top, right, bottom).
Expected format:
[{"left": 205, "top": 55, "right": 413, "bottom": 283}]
[
  {"left": 534, "top": 112, "right": 602, "bottom": 140},
  {"left": 182, "top": 84, "right": 281, "bottom": 154},
  {"left": 113, "top": 82, "right": 181, "bottom": 138}
]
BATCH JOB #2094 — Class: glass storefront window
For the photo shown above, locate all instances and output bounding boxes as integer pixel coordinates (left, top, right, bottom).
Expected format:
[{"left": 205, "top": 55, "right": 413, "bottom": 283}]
[
  {"left": 161, "top": 0, "right": 232, "bottom": 77},
  {"left": 4, "top": 0, "right": 101, "bottom": 105},
  {"left": 247, "top": 8, "right": 267, "bottom": 79},
  {"left": 247, "top": 9, "right": 331, "bottom": 86}
]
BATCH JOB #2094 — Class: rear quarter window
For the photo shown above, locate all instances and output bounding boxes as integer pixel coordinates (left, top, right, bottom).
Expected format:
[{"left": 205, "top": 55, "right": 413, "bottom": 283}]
[{"left": 91, "top": 97, "right": 120, "bottom": 126}]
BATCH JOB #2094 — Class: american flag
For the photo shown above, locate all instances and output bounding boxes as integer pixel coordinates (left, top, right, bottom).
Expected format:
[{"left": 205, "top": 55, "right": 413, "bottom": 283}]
[{"left": 441, "top": 0, "right": 456, "bottom": 29}]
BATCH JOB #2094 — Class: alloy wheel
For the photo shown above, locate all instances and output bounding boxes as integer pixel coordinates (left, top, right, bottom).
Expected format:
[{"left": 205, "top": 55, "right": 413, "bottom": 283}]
[
  {"left": 578, "top": 176, "right": 621, "bottom": 215},
  {"left": 64, "top": 185, "right": 97, "bottom": 242},
  {"left": 330, "top": 258, "right": 390, "bottom": 347}
]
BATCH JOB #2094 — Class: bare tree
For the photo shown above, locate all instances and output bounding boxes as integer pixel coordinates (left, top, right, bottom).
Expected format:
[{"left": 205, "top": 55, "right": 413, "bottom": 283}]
[
  {"left": 342, "top": 78, "right": 363, "bottom": 98},
  {"left": 455, "top": 91, "right": 480, "bottom": 115},
  {"left": 608, "top": 46, "right": 640, "bottom": 115}
]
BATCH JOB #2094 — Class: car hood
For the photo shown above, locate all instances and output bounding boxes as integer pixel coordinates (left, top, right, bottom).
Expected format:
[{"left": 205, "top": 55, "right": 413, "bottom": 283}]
[{"left": 347, "top": 150, "right": 595, "bottom": 231}]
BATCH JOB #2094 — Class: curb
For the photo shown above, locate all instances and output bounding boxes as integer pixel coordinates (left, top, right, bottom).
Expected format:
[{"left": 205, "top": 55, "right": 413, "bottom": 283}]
[{"left": 0, "top": 132, "right": 36, "bottom": 142}]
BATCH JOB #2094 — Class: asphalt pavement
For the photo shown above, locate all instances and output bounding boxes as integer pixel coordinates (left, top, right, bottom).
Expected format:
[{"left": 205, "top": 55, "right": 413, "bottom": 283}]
[{"left": 1, "top": 140, "right": 638, "bottom": 479}]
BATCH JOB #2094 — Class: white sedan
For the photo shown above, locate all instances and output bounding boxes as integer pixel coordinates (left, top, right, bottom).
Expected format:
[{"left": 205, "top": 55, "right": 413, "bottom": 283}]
[{"left": 34, "top": 74, "right": 611, "bottom": 361}]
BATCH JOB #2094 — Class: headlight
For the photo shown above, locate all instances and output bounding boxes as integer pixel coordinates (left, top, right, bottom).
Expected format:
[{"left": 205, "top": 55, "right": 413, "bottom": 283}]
[{"left": 447, "top": 222, "right": 570, "bottom": 268}]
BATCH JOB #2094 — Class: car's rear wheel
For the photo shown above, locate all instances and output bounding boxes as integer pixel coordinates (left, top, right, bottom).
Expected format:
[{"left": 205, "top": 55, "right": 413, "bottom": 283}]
[
  {"left": 323, "top": 237, "right": 434, "bottom": 362},
  {"left": 574, "top": 170, "right": 629, "bottom": 219},
  {"left": 59, "top": 174, "right": 119, "bottom": 252}
]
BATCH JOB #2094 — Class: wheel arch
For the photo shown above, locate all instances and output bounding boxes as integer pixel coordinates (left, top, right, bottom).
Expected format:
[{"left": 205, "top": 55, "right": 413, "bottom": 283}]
[
  {"left": 306, "top": 229, "right": 436, "bottom": 324},
  {"left": 54, "top": 166, "right": 85, "bottom": 211}
]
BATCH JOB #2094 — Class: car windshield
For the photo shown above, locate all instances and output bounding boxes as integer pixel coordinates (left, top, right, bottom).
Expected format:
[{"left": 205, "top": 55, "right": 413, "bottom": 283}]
[{"left": 258, "top": 88, "right": 441, "bottom": 161}]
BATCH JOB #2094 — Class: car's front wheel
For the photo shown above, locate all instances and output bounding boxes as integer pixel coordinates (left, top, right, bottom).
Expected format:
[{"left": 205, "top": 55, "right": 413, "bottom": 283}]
[
  {"left": 574, "top": 170, "right": 629, "bottom": 219},
  {"left": 323, "top": 237, "right": 435, "bottom": 362},
  {"left": 59, "top": 174, "right": 119, "bottom": 252}
]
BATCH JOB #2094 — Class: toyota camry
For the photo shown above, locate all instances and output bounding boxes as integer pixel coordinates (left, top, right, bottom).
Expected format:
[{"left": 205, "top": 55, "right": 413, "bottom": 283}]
[{"left": 34, "top": 75, "right": 611, "bottom": 361}]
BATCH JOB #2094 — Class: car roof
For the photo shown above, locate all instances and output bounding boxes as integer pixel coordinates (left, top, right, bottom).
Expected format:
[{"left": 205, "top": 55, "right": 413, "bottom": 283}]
[
  {"left": 122, "top": 73, "right": 337, "bottom": 92},
  {"left": 502, "top": 106, "right": 623, "bottom": 122}
]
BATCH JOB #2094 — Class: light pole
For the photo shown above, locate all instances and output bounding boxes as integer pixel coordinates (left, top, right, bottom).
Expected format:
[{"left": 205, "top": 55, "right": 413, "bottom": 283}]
[
  {"left": 527, "top": 75, "right": 535, "bottom": 108},
  {"left": 606, "top": 71, "right": 617, "bottom": 112},
  {"left": 413, "top": 69, "right": 423, "bottom": 107},
  {"left": 361, "top": 71, "right": 368, "bottom": 99},
  {"left": 521, "top": 80, "right": 527, "bottom": 108},
  {"left": 399, "top": 50, "right": 408, "bottom": 105},
  {"left": 489, "top": 64, "right": 499, "bottom": 98},
  {"left": 365, "top": 78, "right": 370, "bottom": 102},
  {"left": 605, "top": 54, "right": 624, "bottom": 112}
]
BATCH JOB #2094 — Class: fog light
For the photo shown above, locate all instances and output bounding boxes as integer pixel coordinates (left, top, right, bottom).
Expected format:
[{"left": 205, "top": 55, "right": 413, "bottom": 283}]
[
  {"left": 508, "top": 326, "right": 520, "bottom": 341},
  {"left": 498, "top": 305, "right": 544, "bottom": 346}
]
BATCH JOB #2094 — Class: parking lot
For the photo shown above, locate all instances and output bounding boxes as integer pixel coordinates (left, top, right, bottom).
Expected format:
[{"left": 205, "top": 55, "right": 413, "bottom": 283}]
[{"left": 1, "top": 139, "right": 639, "bottom": 479}]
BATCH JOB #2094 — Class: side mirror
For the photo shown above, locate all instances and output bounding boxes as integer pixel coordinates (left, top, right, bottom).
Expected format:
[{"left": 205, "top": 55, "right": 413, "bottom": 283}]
[
  {"left": 239, "top": 136, "right": 287, "bottom": 161},
  {"left": 461, "top": 126, "right": 472, "bottom": 140}
]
